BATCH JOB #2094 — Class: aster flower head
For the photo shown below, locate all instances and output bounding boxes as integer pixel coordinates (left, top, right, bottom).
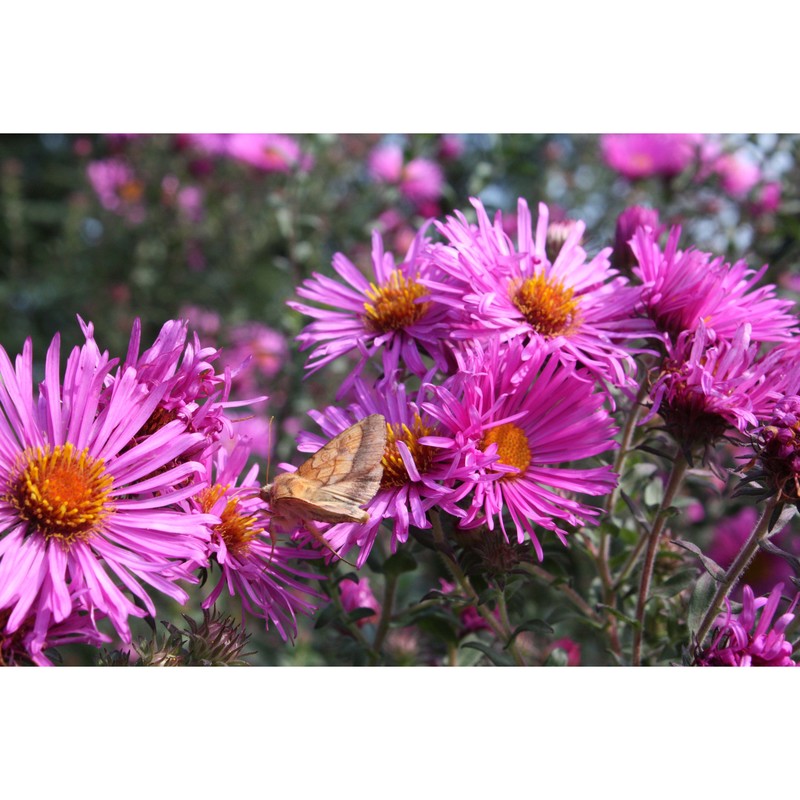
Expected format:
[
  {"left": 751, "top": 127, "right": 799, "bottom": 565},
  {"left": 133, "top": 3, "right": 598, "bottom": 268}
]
[
  {"left": 0, "top": 325, "right": 217, "bottom": 658},
  {"left": 695, "top": 583, "right": 798, "bottom": 666},
  {"left": 423, "top": 337, "right": 619, "bottom": 560},
  {"left": 646, "top": 320, "right": 794, "bottom": 457},
  {"left": 631, "top": 225, "right": 798, "bottom": 344},
  {"left": 747, "top": 392, "right": 800, "bottom": 505},
  {"left": 427, "top": 197, "right": 654, "bottom": 387},
  {"left": 1, "top": 605, "right": 110, "bottom": 666},
  {"left": 600, "top": 134, "right": 703, "bottom": 180},
  {"left": 289, "top": 224, "right": 454, "bottom": 391},
  {"left": 191, "top": 436, "right": 321, "bottom": 641},
  {"left": 292, "top": 373, "right": 473, "bottom": 567},
  {"left": 93, "top": 317, "right": 264, "bottom": 464}
]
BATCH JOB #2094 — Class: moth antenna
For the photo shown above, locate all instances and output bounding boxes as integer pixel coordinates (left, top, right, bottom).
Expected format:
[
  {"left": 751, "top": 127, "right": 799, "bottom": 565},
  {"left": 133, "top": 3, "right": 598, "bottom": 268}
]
[{"left": 265, "top": 416, "right": 275, "bottom": 485}]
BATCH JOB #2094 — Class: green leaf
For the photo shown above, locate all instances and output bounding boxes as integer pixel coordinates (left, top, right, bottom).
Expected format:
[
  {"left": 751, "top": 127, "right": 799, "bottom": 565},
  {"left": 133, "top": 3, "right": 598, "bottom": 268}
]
[
  {"left": 650, "top": 569, "right": 696, "bottom": 598},
  {"left": 505, "top": 618, "right": 554, "bottom": 648},
  {"left": 687, "top": 571, "right": 717, "bottom": 638},
  {"left": 460, "top": 641, "right": 514, "bottom": 666},
  {"left": 313, "top": 603, "right": 338, "bottom": 630},
  {"left": 348, "top": 607, "right": 378, "bottom": 623},
  {"left": 382, "top": 549, "right": 417, "bottom": 578},
  {"left": 670, "top": 539, "right": 725, "bottom": 581},
  {"left": 768, "top": 503, "right": 797, "bottom": 535},
  {"left": 620, "top": 490, "right": 652, "bottom": 534}
]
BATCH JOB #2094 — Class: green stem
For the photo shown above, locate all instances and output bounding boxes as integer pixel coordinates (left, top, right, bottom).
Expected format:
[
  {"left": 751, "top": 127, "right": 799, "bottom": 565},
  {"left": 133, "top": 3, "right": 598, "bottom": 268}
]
[
  {"left": 372, "top": 572, "right": 398, "bottom": 658},
  {"left": 693, "top": 495, "right": 781, "bottom": 650},
  {"left": 631, "top": 450, "right": 689, "bottom": 666},
  {"left": 430, "top": 511, "right": 525, "bottom": 666}
]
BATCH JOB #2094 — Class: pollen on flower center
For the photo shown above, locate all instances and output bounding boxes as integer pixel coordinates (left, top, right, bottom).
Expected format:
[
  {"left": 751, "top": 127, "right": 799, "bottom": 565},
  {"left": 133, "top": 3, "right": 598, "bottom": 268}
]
[
  {"left": 6, "top": 444, "right": 113, "bottom": 543},
  {"left": 381, "top": 415, "right": 435, "bottom": 489},
  {"left": 198, "top": 485, "right": 259, "bottom": 555},
  {"left": 482, "top": 423, "right": 532, "bottom": 479},
  {"left": 511, "top": 273, "right": 579, "bottom": 337},
  {"left": 363, "top": 270, "right": 429, "bottom": 333}
]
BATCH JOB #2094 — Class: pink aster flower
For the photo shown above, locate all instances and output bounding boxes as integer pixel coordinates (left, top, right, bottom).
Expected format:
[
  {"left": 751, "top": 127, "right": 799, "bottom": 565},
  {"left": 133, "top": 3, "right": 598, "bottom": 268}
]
[
  {"left": 630, "top": 225, "right": 798, "bottom": 344},
  {"left": 646, "top": 320, "right": 797, "bottom": 453},
  {"left": 86, "top": 158, "right": 146, "bottom": 223},
  {"left": 293, "top": 374, "right": 474, "bottom": 567},
  {"left": 696, "top": 583, "right": 798, "bottom": 666},
  {"left": 600, "top": 134, "right": 703, "bottom": 179},
  {"left": 226, "top": 133, "right": 313, "bottom": 173},
  {"left": 0, "top": 327, "right": 217, "bottom": 658},
  {"left": 749, "top": 394, "right": 800, "bottom": 505},
  {"left": 546, "top": 637, "right": 582, "bottom": 666},
  {"left": 94, "top": 317, "right": 265, "bottom": 458},
  {"left": 1, "top": 605, "right": 110, "bottom": 666},
  {"left": 289, "top": 224, "right": 454, "bottom": 390},
  {"left": 339, "top": 576, "right": 381, "bottom": 626},
  {"left": 422, "top": 338, "right": 619, "bottom": 560},
  {"left": 426, "top": 197, "right": 655, "bottom": 387},
  {"left": 192, "top": 436, "right": 321, "bottom": 641}
]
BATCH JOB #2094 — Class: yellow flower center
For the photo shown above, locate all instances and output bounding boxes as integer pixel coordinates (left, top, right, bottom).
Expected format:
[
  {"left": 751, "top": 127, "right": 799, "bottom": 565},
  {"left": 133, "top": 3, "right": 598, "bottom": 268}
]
[
  {"left": 381, "top": 414, "right": 435, "bottom": 489},
  {"left": 198, "top": 484, "right": 259, "bottom": 556},
  {"left": 5, "top": 444, "right": 113, "bottom": 544},
  {"left": 363, "top": 270, "right": 429, "bottom": 333},
  {"left": 511, "top": 273, "right": 579, "bottom": 337},
  {"left": 482, "top": 423, "right": 532, "bottom": 479}
]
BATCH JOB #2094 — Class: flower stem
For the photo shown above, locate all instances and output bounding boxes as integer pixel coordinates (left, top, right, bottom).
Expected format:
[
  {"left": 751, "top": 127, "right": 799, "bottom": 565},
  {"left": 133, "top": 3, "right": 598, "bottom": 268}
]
[
  {"left": 692, "top": 494, "right": 781, "bottom": 650},
  {"left": 430, "top": 511, "right": 526, "bottom": 666},
  {"left": 631, "top": 450, "right": 689, "bottom": 666},
  {"left": 372, "top": 572, "right": 398, "bottom": 657},
  {"left": 518, "top": 562, "right": 602, "bottom": 623}
]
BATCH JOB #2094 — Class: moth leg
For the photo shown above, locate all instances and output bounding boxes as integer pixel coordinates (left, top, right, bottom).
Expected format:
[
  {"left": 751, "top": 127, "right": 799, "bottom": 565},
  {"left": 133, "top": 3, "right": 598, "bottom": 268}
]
[{"left": 305, "top": 520, "right": 357, "bottom": 568}]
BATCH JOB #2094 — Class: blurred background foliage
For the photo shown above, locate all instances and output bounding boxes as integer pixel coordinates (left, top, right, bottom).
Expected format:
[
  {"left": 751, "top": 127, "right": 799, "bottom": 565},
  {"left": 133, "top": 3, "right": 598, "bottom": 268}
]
[{"left": 2, "top": 132, "right": 799, "bottom": 664}]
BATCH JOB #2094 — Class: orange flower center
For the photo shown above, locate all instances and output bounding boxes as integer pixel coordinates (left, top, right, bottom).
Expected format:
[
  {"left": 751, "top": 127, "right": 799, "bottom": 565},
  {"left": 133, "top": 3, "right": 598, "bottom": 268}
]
[
  {"left": 198, "top": 484, "right": 259, "bottom": 556},
  {"left": 482, "top": 423, "right": 532, "bottom": 479},
  {"left": 363, "top": 270, "right": 429, "bottom": 333},
  {"left": 118, "top": 179, "right": 144, "bottom": 204},
  {"left": 5, "top": 444, "right": 113, "bottom": 544},
  {"left": 511, "top": 273, "right": 579, "bottom": 337},
  {"left": 381, "top": 414, "right": 435, "bottom": 489}
]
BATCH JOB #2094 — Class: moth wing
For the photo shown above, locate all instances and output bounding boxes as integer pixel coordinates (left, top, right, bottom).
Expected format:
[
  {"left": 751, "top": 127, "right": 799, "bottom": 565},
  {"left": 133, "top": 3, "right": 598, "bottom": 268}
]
[{"left": 295, "top": 413, "right": 387, "bottom": 506}]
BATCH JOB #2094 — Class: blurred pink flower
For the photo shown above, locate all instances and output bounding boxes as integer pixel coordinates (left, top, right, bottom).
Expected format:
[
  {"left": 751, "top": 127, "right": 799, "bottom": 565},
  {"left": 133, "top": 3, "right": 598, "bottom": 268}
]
[
  {"left": 86, "top": 158, "right": 146, "bottom": 223},
  {"left": 712, "top": 152, "right": 761, "bottom": 198},
  {"left": 223, "top": 322, "right": 288, "bottom": 396},
  {"left": 339, "top": 577, "right": 381, "bottom": 626},
  {"left": 368, "top": 143, "right": 444, "bottom": 207},
  {"left": 400, "top": 158, "right": 444, "bottom": 205},
  {"left": 753, "top": 181, "right": 781, "bottom": 214},
  {"left": 601, "top": 134, "right": 703, "bottom": 179},
  {"left": 612, "top": 205, "right": 660, "bottom": 271},
  {"left": 368, "top": 143, "right": 404, "bottom": 182},
  {"left": 226, "top": 133, "right": 313, "bottom": 173},
  {"left": 438, "top": 134, "right": 465, "bottom": 161},
  {"left": 707, "top": 507, "right": 795, "bottom": 597}
]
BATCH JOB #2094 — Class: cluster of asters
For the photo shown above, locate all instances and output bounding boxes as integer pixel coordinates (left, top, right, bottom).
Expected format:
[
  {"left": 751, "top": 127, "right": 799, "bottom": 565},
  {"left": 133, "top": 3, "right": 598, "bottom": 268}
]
[
  {"left": 0, "top": 318, "right": 321, "bottom": 665},
  {"left": 291, "top": 195, "right": 800, "bottom": 662}
]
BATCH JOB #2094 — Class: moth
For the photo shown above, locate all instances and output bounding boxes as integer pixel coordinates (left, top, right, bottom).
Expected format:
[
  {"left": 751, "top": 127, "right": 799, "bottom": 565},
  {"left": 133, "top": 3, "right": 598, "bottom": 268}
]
[{"left": 260, "top": 414, "right": 387, "bottom": 557}]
